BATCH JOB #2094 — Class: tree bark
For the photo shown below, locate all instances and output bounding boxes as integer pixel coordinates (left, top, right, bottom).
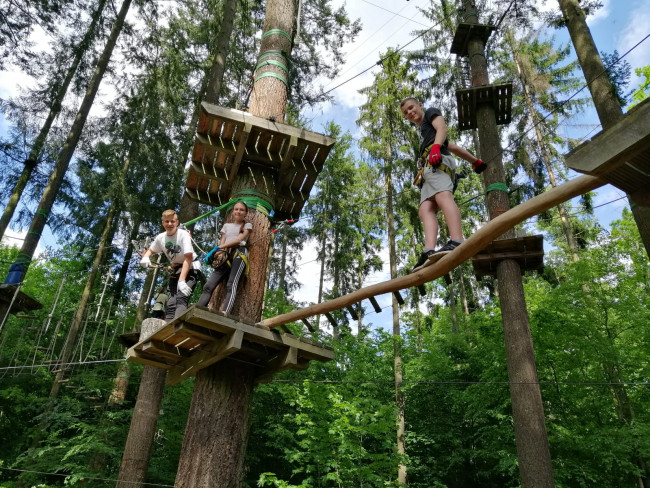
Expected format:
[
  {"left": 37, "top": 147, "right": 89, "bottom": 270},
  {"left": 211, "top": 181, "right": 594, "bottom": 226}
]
[
  {"left": 385, "top": 163, "right": 407, "bottom": 485},
  {"left": 557, "top": 0, "right": 650, "bottom": 259},
  {"left": 175, "top": 1, "right": 295, "bottom": 485},
  {"left": 0, "top": 0, "right": 108, "bottom": 242},
  {"left": 463, "top": 2, "right": 554, "bottom": 486}
]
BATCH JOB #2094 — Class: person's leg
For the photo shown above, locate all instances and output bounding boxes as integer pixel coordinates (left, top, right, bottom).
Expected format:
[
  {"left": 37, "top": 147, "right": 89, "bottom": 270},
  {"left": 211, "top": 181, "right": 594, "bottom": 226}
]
[
  {"left": 173, "top": 270, "right": 199, "bottom": 319},
  {"left": 221, "top": 254, "right": 247, "bottom": 314},
  {"left": 165, "top": 278, "right": 178, "bottom": 322},
  {"left": 434, "top": 191, "right": 463, "bottom": 241},
  {"left": 197, "top": 268, "right": 227, "bottom": 307},
  {"left": 419, "top": 199, "right": 440, "bottom": 249}
]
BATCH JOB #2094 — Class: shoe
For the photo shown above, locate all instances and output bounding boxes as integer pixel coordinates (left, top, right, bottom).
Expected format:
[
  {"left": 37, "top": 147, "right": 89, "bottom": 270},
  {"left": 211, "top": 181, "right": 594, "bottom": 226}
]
[
  {"left": 434, "top": 239, "right": 462, "bottom": 256},
  {"left": 412, "top": 250, "right": 435, "bottom": 271}
]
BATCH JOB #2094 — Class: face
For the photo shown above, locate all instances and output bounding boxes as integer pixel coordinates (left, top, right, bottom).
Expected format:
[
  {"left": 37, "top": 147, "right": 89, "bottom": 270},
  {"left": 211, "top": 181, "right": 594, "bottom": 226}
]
[
  {"left": 232, "top": 202, "right": 247, "bottom": 222},
  {"left": 162, "top": 216, "right": 179, "bottom": 234},
  {"left": 401, "top": 99, "right": 424, "bottom": 125}
]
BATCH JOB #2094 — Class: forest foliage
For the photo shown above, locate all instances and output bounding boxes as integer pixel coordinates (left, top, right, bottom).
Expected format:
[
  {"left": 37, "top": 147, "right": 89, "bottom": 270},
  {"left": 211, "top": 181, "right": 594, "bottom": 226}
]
[{"left": 0, "top": 0, "right": 649, "bottom": 487}]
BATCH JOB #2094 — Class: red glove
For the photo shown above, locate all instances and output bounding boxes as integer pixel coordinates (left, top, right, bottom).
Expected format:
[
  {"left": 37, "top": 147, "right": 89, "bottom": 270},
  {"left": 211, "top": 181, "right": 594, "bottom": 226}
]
[
  {"left": 473, "top": 158, "right": 487, "bottom": 174},
  {"left": 427, "top": 144, "right": 442, "bottom": 167}
]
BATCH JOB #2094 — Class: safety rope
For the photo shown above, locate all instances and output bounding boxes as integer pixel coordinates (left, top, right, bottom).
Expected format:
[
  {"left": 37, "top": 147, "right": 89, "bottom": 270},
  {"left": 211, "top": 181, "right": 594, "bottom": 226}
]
[{"left": 182, "top": 190, "right": 275, "bottom": 227}]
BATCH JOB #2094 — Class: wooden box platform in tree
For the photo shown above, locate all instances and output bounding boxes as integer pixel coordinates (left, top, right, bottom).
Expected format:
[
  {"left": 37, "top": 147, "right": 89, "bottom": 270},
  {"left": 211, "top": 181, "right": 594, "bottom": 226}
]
[
  {"left": 0, "top": 284, "right": 43, "bottom": 315},
  {"left": 471, "top": 235, "right": 544, "bottom": 277},
  {"left": 450, "top": 22, "right": 495, "bottom": 57},
  {"left": 456, "top": 82, "right": 513, "bottom": 131},
  {"left": 187, "top": 102, "right": 336, "bottom": 220},
  {"left": 564, "top": 97, "right": 650, "bottom": 207},
  {"left": 126, "top": 305, "right": 334, "bottom": 385}
]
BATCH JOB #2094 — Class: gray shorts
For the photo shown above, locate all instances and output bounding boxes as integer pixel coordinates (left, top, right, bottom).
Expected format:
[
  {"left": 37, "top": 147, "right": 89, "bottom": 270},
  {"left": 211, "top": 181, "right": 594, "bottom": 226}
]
[{"left": 419, "top": 154, "right": 455, "bottom": 205}]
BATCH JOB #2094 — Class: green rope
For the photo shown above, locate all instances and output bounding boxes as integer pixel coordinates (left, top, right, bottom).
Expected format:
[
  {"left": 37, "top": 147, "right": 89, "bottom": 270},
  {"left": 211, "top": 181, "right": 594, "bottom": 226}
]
[
  {"left": 255, "top": 59, "right": 288, "bottom": 74},
  {"left": 485, "top": 182, "right": 509, "bottom": 193},
  {"left": 262, "top": 28, "right": 292, "bottom": 43},
  {"left": 254, "top": 71, "right": 288, "bottom": 86},
  {"left": 630, "top": 203, "right": 637, "bottom": 209},
  {"left": 27, "top": 231, "right": 41, "bottom": 236},
  {"left": 182, "top": 190, "right": 274, "bottom": 227},
  {"left": 35, "top": 209, "right": 48, "bottom": 217}
]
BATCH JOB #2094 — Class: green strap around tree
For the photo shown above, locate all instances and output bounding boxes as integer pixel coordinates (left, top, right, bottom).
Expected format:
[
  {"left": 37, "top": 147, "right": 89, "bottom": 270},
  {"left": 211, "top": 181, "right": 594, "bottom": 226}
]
[
  {"left": 182, "top": 190, "right": 274, "bottom": 227},
  {"left": 485, "top": 182, "right": 509, "bottom": 193},
  {"left": 254, "top": 71, "right": 288, "bottom": 86},
  {"left": 255, "top": 59, "right": 288, "bottom": 74},
  {"left": 262, "top": 28, "right": 292, "bottom": 43}
]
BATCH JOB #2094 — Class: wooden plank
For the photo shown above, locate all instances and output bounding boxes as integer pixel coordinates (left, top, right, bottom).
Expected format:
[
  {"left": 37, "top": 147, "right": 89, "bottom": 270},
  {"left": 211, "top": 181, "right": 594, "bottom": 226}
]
[
  {"left": 126, "top": 348, "right": 175, "bottom": 369},
  {"left": 368, "top": 296, "right": 382, "bottom": 314},
  {"left": 301, "top": 318, "right": 315, "bottom": 332},
  {"left": 565, "top": 97, "right": 650, "bottom": 199},
  {"left": 259, "top": 175, "right": 605, "bottom": 328},
  {"left": 450, "top": 22, "right": 495, "bottom": 56},
  {"left": 201, "top": 103, "right": 335, "bottom": 148},
  {"left": 180, "top": 307, "right": 334, "bottom": 362},
  {"left": 142, "top": 340, "right": 193, "bottom": 359},
  {"left": 346, "top": 305, "right": 359, "bottom": 321},
  {"left": 324, "top": 312, "right": 337, "bottom": 328},
  {"left": 393, "top": 290, "right": 404, "bottom": 305},
  {"left": 166, "top": 329, "right": 244, "bottom": 386},
  {"left": 228, "top": 122, "right": 251, "bottom": 183}
]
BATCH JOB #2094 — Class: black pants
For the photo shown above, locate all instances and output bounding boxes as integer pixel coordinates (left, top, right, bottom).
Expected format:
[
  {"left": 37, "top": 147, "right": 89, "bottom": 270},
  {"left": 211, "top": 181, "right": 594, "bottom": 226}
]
[
  {"left": 197, "top": 248, "right": 248, "bottom": 313},
  {"left": 165, "top": 269, "right": 199, "bottom": 322}
]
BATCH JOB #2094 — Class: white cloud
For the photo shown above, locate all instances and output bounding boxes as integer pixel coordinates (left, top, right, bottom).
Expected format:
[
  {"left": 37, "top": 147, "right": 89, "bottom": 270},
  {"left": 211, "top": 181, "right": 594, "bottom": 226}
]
[{"left": 617, "top": 4, "right": 650, "bottom": 87}]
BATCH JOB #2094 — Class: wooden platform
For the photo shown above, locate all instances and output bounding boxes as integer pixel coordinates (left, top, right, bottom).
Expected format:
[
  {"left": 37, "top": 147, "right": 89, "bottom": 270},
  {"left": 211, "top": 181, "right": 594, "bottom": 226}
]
[
  {"left": 471, "top": 235, "right": 544, "bottom": 277},
  {"left": 450, "top": 22, "right": 495, "bottom": 57},
  {"left": 126, "top": 306, "right": 334, "bottom": 385},
  {"left": 187, "top": 103, "right": 336, "bottom": 220},
  {"left": 0, "top": 284, "right": 42, "bottom": 315},
  {"left": 565, "top": 97, "right": 650, "bottom": 207},
  {"left": 456, "top": 82, "right": 513, "bottom": 131}
]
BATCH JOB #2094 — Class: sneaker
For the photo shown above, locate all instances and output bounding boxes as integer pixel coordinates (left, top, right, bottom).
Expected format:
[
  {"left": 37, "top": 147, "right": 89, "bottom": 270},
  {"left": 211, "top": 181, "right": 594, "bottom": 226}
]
[
  {"left": 412, "top": 250, "right": 435, "bottom": 271},
  {"left": 434, "top": 239, "right": 462, "bottom": 256}
]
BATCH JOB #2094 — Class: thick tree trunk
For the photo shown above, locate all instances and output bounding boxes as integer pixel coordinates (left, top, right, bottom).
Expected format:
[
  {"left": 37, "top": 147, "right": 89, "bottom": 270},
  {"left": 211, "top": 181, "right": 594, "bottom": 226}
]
[
  {"left": 463, "top": 2, "right": 554, "bottom": 486},
  {"left": 176, "top": 0, "right": 295, "bottom": 485},
  {"left": 10, "top": 0, "right": 132, "bottom": 279},
  {"left": 0, "top": 0, "right": 108, "bottom": 242},
  {"left": 557, "top": 0, "right": 650, "bottom": 259}
]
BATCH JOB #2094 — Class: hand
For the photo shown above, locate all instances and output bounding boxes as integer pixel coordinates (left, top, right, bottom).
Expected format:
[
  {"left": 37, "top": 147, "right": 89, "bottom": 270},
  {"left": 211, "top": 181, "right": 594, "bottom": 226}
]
[
  {"left": 473, "top": 158, "right": 487, "bottom": 174},
  {"left": 139, "top": 256, "right": 150, "bottom": 268},
  {"left": 204, "top": 245, "right": 220, "bottom": 264},
  {"left": 427, "top": 144, "right": 442, "bottom": 167},
  {"left": 177, "top": 280, "right": 192, "bottom": 296}
]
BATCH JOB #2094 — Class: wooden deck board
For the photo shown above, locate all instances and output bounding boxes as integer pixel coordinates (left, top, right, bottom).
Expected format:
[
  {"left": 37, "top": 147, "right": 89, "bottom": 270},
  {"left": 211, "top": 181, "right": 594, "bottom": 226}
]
[{"left": 126, "top": 305, "right": 334, "bottom": 385}]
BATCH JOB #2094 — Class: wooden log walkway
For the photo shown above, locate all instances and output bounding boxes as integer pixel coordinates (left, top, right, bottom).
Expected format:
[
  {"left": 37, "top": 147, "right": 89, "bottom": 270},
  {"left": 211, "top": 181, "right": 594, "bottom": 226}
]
[{"left": 259, "top": 174, "right": 605, "bottom": 328}]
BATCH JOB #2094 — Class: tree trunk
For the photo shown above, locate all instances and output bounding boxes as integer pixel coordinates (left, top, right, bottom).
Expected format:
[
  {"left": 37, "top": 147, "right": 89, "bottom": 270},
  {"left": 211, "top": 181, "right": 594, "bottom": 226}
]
[
  {"left": 10, "top": 0, "right": 132, "bottom": 280},
  {"left": 557, "top": 0, "right": 650, "bottom": 259},
  {"left": 384, "top": 149, "right": 407, "bottom": 485},
  {"left": 175, "top": 0, "right": 295, "bottom": 485},
  {"left": 0, "top": 0, "right": 108, "bottom": 242},
  {"left": 464, "top": 2, "right": 554, "bottom": 486}
]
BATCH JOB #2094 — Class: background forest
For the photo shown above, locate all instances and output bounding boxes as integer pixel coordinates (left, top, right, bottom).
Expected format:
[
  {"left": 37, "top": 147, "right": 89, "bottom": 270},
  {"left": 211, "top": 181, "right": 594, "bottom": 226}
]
[{"left": 0, "top": 0, "right": 649, "bottom": 486}]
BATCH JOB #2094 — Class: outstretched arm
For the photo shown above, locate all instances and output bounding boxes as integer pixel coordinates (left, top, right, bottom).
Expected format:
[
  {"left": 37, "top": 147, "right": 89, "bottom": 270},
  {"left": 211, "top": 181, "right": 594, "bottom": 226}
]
[{"left": 447, "top": 142, "right": 478, "bottom": 163}]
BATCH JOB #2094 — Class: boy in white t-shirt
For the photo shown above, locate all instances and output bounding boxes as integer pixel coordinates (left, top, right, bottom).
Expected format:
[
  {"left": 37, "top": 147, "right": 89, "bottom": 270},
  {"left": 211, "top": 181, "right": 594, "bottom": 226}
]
[{"left": 140, "top": 209, "right": 201, "bottom": 321}]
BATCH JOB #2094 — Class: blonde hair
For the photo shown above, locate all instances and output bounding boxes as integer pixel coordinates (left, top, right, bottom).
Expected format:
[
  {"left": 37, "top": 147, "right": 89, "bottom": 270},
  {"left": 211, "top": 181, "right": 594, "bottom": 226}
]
[
  {"left": 161, "top": 209, "right": 178, "bottom": 221},
  {"left": 400, "top": 96, "right": 420, "bottom": 108}
]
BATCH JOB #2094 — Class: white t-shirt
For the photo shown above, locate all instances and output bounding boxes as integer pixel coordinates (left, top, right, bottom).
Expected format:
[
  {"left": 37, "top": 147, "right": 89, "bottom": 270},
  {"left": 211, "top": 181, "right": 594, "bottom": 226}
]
[
  {"left": 221, "top": 222, "right": 253, "bottom": 244},
  {"left": 150, "top": 228, "right": 201, "bottom": 270}
]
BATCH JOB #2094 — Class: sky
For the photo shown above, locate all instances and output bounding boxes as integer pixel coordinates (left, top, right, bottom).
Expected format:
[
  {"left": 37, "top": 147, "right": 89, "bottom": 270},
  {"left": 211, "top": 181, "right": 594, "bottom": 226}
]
[{"left": 1, "top": 0, "right": 649, "bottom": 330}]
